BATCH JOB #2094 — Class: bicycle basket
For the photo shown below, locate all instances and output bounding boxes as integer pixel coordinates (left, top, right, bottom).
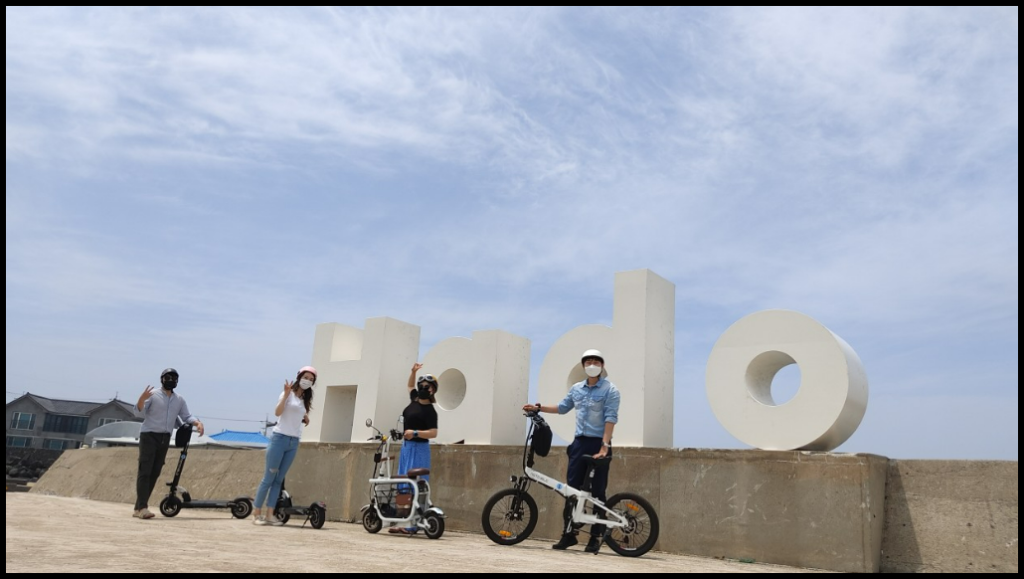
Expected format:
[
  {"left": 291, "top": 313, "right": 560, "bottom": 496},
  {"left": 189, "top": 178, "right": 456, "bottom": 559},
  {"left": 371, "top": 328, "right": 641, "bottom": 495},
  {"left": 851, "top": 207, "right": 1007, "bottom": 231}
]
[{"left": 531, "top": 419, "right": 553, "bottom": 457}]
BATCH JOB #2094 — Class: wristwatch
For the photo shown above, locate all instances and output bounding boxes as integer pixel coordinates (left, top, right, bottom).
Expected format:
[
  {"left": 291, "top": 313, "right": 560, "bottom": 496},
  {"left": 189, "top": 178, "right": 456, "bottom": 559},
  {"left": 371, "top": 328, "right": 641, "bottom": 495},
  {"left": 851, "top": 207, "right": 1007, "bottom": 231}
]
[
  {"left": 603, "top": 440, "right": 612, "bottom": 448},
  {"left": 414, "top": 430, "right": 419, "bottom": 438}
]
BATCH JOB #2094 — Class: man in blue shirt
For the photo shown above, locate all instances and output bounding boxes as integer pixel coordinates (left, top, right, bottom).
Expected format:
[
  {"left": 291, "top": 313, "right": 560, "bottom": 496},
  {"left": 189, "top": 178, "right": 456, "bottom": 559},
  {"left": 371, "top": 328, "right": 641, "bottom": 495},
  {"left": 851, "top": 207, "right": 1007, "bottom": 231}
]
[
  {"left": 524, "top": 349, "right": 620, "bottom": 554},
  {"left": 132, "top": 368, "right": 204, "bottom": 519}
]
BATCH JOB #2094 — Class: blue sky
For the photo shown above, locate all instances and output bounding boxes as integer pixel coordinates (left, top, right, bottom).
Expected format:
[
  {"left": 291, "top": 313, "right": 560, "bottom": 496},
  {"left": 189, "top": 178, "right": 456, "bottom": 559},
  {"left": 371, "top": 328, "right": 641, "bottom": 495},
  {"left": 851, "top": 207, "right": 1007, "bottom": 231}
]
[{"left": 6, "top": 7, "right": 1018, "bottom": 460}]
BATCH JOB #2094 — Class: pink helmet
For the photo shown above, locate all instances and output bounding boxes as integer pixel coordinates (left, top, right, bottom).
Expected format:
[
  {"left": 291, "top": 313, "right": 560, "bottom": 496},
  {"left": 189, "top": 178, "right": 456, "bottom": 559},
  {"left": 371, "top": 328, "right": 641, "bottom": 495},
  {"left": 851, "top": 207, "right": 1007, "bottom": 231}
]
[{"left": 297, "top": 366, "right": 318, "bottom": 381}]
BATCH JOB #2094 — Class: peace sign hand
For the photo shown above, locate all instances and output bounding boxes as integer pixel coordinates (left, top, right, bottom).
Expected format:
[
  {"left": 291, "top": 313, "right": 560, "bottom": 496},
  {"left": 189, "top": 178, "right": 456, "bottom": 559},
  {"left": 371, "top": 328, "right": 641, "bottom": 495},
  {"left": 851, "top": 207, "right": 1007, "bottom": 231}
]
[{"left": 136, "top": 385, "right": 156, "bottom": 412}]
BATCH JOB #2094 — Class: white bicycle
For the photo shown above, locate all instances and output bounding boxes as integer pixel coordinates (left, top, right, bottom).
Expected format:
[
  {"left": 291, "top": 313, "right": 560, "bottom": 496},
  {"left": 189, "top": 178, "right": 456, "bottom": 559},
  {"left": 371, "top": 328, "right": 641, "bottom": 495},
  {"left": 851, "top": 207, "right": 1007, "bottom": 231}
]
[{"left": 481, "top": 411, "right": 660, "bottom": 557}]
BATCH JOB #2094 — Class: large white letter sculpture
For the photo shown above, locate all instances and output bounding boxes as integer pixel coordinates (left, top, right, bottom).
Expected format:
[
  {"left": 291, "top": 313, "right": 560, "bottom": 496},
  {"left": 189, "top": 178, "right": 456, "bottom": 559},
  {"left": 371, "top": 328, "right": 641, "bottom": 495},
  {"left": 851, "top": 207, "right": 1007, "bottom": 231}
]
[
  {"left": 421, "top": 331, "right": 531, "bottom": 445},
  {"left": 706, "top": 310, "right": 868, "bottom": 451},
  {"left": 303, "top": 318, "right": 531, "bottom": 445},
  {"left": 304, "top": 318, "right": 419, "bottom": 445},
  {"left": 303, "top": 274, "right": 871, "bottom": 452},
  {"left": 537, "top": 269, "right": 676, "bottom": 447}
]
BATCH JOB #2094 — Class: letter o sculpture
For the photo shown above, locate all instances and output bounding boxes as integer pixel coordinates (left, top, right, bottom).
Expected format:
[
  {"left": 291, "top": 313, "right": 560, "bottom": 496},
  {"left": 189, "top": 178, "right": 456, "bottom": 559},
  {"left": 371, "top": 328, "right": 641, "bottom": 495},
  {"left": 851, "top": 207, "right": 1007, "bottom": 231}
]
[{"left": 706, "top": 310, "right": 868, "bottom": 451}]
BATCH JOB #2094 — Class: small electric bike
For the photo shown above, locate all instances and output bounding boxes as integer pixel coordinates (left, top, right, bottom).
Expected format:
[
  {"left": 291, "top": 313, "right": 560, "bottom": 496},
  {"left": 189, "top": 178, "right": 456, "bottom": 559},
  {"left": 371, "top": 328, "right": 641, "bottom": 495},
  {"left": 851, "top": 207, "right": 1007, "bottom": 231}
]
[
  {"left": 159, "top": 424, "right": 254, "bottom": 519},
  {"left": 271, "top": 480, "right": 327, "bottom": 529},
  {"left": 360, "top": 418, "right": 446, "bottom": 539},
  {"left": 481, "top": 411, "right": 660, "bottom": 557}
]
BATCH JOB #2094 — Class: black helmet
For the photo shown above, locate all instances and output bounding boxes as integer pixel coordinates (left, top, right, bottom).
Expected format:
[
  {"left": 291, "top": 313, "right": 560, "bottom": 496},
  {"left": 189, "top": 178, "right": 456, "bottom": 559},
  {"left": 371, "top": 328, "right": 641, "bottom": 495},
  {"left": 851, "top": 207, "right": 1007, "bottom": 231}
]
[
  {"left": 161, "top": 368, "right": 179, "bottom": 380},
  {"left": 417, "top": 374, "right": 439, "bottom": 391}
]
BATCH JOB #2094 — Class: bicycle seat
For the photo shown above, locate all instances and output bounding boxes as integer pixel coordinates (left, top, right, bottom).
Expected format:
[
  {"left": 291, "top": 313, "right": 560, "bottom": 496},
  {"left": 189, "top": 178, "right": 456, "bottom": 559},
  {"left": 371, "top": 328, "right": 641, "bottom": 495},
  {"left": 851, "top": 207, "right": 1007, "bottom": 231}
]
[
  {"left": 401, "top": 468, "right": 431, "bottom": 479},
  {"left": 583, "top": 455, "right": 612, "bottom": 468}
]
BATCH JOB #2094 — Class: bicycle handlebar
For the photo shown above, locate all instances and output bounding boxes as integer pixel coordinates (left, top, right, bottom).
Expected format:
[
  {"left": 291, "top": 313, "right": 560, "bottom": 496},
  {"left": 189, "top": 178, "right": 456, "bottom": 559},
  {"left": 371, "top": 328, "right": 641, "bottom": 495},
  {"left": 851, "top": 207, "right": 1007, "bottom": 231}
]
[{"left": 524, "top": 411, "right": 549, "bottom": 428}]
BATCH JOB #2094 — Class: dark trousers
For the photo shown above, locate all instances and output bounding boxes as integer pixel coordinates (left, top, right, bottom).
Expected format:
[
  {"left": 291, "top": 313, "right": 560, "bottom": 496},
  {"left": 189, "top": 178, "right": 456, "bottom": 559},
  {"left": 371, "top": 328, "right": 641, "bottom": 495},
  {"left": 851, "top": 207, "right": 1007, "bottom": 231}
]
[
  {"left": 135, "top": 432, "right": 171, "bottom": 511},
  {"left": 564, "top": 436, "right": 612, "bottom": 537}
]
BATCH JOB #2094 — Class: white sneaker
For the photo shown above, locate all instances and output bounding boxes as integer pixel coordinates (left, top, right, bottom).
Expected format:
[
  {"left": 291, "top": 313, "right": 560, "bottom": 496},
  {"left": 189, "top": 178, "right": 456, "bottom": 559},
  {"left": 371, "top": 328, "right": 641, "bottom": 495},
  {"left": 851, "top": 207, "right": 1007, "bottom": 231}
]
[
  {"left": 252, "top": 516, "right": 268, "bottom": 526},
  {"left": 133, "top": 509, "right": 155, "bottom": 520},
  {"left": 267, "top": 514, "right": 284, "bottom": 527}
]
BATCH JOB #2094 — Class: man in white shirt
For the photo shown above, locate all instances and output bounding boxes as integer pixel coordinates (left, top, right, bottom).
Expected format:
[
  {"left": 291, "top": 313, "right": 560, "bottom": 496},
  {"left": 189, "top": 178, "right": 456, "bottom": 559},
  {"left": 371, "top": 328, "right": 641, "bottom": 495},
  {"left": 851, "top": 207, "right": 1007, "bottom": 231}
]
[{"left": 133, "top": 368, "right": 203, "bottom": 519}]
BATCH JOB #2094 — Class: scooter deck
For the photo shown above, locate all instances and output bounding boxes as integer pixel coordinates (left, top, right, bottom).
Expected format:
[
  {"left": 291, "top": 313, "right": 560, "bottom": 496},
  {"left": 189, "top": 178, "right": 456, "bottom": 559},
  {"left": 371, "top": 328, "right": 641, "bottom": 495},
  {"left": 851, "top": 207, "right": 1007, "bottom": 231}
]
[{"left": 179, "top": 500, "right": 243, "bottom": 508}]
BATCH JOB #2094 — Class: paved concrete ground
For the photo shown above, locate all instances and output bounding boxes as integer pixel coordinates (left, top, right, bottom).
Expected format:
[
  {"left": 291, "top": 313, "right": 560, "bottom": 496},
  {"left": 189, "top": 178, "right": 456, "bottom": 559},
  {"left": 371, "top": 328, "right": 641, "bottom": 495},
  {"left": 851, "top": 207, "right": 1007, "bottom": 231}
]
[{"left": 6, "top": 494, "right": 828, "bottom": 573}]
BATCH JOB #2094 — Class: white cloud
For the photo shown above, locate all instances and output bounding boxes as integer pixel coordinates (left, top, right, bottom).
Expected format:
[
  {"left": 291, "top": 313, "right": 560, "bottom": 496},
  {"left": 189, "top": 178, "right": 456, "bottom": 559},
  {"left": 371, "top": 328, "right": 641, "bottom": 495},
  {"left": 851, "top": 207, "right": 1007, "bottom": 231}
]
[{"left": 5, "top": 7, "right": 1018, "bottom": 457}]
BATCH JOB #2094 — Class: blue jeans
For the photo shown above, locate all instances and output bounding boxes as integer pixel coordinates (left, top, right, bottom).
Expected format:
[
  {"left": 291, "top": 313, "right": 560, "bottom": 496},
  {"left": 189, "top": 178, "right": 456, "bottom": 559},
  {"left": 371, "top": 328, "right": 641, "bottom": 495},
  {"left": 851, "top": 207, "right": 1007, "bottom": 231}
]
[{"left": 254, "top": 432, "right": 300, "bottom": 510}]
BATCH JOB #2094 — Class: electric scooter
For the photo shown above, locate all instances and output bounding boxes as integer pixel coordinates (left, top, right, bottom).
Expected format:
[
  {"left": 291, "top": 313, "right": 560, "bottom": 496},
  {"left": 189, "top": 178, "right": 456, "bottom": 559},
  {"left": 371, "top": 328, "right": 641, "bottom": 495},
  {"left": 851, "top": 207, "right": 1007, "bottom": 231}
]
[
  {"left": 158, "top": 424, "right": 254, "bottom": 519},
  {"left": 360, "top": 417, "right": 446, "bottom": 539},
  {"left": 270, "top": 479, "right": 327, "bottom": 529}
]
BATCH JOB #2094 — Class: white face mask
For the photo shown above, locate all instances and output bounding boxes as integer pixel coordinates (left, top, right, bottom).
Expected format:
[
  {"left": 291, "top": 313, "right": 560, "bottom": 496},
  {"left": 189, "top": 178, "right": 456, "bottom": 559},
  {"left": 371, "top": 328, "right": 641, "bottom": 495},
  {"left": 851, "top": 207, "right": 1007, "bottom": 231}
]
[
  {"left": 299, "top": 379, "right": 314, "bottom": 390},
  {"left": 584, "top": 365, "right": 603, "bottom": 378}
]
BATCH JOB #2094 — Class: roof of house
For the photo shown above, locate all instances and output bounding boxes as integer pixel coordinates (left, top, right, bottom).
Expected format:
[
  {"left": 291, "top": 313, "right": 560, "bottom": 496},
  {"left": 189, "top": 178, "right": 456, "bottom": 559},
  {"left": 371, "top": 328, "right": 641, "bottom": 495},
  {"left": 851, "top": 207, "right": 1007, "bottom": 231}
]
[
  {"left": 8, "top": 393, "right": 141, "bottom": 419},
  {"left": 207, "top": 431, "right": 269, "bottom": 446}
]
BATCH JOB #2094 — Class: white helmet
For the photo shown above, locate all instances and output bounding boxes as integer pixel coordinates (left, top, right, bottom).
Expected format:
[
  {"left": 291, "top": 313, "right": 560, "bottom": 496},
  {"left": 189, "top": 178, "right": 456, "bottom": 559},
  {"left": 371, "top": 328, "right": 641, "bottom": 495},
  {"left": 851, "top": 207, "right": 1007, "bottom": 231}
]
[{"left": 581, "top": 349, "right": 605, "bottom": 365}]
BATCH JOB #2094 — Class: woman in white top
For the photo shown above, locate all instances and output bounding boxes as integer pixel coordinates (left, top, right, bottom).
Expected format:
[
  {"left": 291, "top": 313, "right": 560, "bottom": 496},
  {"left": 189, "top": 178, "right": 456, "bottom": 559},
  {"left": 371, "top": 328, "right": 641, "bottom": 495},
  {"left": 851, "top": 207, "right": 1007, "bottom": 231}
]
[{"left": 252, "top": 366, "right": 316, "bottom": 525}]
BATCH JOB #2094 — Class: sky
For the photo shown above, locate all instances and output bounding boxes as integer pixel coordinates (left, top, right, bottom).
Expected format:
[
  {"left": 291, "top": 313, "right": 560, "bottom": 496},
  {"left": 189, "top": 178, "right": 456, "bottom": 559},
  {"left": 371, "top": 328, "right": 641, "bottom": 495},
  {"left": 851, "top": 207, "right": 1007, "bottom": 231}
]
[{"left": 6, "top": 7, "right": 1018, "bottom": 460}]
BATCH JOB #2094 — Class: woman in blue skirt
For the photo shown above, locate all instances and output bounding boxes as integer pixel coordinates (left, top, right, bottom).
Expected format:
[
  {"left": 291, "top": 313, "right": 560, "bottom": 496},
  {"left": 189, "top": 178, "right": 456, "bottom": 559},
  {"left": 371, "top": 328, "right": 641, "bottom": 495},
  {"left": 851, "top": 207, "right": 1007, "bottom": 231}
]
[{"left": 389, "top": 363, "right": 439, "bottom": 535}]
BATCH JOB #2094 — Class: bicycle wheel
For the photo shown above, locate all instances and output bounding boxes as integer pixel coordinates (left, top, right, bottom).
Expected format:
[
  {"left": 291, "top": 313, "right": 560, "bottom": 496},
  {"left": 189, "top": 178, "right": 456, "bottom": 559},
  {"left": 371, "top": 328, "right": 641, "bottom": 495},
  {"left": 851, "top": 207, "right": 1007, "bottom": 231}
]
[
  {"left": 481, "top": 489, "right": 538, "bottom": 546},
  {"left": 603, "top": 493, "right": 660, "bottom": 557}
]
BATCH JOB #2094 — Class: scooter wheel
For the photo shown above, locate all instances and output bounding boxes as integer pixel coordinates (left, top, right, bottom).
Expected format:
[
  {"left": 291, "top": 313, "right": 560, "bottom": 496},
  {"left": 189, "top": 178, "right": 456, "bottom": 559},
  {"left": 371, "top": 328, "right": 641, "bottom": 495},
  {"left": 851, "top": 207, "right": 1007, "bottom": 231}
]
[
  {"left": 362, "top": 509, "right": 383, "bottom": 534},
  {"left": 310, "top": 505, "right": 326, "bottom": 530},
  {"left": 424, "top": 514, "right": 445, "bottom": 540},
  {"left": 231, "top": 499, "right": 253, "bottom": 520},
  {"left": 159, "top": 496, "right": 182, "bottom": 518},
  {"left": 272, "top": 510, "right": 291, "bottom": 525}
]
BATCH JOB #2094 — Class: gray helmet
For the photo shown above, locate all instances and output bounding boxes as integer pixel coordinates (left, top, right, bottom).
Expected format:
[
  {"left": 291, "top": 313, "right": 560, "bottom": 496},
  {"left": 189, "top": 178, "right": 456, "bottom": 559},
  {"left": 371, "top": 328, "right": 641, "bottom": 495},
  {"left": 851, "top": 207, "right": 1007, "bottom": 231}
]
[{"left": 417, "top": 374, "right": 439, "bottom": 391}]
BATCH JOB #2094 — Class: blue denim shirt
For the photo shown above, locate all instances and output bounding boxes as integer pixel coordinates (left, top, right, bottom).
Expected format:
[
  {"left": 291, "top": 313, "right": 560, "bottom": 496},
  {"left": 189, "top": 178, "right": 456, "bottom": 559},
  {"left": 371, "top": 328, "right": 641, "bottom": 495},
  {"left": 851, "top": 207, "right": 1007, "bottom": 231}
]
[{"left": 557, "top": 378, "right": 620, "bottom": 439}]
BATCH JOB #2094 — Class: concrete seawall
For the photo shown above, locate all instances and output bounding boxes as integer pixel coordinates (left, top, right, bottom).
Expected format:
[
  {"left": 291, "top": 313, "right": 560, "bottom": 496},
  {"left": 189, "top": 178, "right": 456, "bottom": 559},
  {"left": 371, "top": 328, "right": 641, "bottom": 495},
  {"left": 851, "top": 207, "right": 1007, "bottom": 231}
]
[
  {"left": 31, "top": 445, "right": 1017, "bottom": 573},
  {"left": 881, "top": 460, "right": 1018, "bottom": 573}
]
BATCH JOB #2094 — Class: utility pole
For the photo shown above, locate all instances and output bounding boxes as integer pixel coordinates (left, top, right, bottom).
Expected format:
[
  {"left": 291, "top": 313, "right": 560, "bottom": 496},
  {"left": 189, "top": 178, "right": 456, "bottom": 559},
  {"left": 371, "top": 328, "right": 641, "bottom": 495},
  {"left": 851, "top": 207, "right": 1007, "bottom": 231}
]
[{"left": 262, "top": 415, "right": 277, "bottom": 437}]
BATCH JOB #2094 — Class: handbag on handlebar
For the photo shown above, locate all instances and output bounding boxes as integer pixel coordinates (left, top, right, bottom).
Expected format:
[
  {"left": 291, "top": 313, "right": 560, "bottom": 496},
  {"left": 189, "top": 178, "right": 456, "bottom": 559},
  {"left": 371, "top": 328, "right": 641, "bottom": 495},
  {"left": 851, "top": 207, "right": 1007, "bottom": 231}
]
[{"left": 531, "top": 418, "right": 553, "bottom": 458}]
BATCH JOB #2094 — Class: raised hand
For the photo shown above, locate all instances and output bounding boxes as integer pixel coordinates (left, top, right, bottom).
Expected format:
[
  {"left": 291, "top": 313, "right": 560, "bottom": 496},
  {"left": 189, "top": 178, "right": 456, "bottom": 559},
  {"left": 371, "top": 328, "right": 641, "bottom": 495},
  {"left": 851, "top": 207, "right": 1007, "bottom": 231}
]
[
  {"left": 284, "top": 381, "right": 294, "bottom": 394},
  {"left": 136, "top": 385, "right": 157, "bottom": 412},
  {"left": 411, "top": 363, "right": 424, "bottom": 374}
]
